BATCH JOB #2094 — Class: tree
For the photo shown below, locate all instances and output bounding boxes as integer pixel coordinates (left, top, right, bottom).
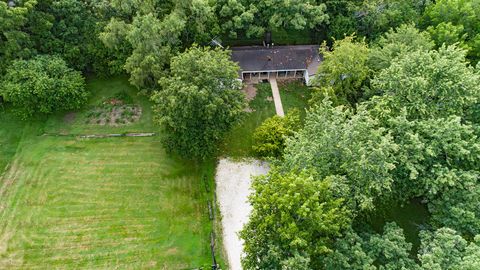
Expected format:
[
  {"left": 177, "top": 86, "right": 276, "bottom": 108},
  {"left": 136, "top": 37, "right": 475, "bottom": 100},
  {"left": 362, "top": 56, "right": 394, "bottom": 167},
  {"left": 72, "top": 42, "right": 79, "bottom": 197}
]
[
  {"left": 312, "top": 35, "right": 370, "bottom": 105},
  {"left": 419, "top": 228, "right": 468, "bottom": 269},
  {"left": 0, "top": 0, "right": 37, "bottom": 74},
  {"left": 101, "top": 12, "right": 185, "bottom": 89},
  {"left": 369, "top": 45, "right": 480, "bottom": 119},
  {"left": 283, "top": 99, "right": 398, "bottom": 211},
  {"left": 427, "top": 22, "right": 469, "bottom": 52},
  {"left": 457, "top": 235, "right": 480, "bottom": 270},
  {"left": 100, "top": 1, "right": 219, "bottom": 89},
  {"left": 352, "top": 0, "right": 421, "bottom": 40},
  {"left": 368, "top": 23, "right": 434, "bottom": 71},
  {"left": 151, "top": 46, "right": 245, "bottom": 159},
  {"left": 240, "top": 170, "right": 351, "bottom": 269},
  {"left": 37, "top": 0, "right": 98, "bottom": 71},
  {"left": 324, "top": 223, "right": 419, "bottom": 269},
  {"left": 180, "top": 0, "right": 219, "bottom": 44},
  {"left": 365, "top": 223, "right": 419, "bottom": 270},
  {"left": 323, "top": 229, "right": 376, "bottom": 270},
  {"left": 0, "top": 55, "right": 87, "bottom": 119},
  {"left": 252, "top": 110, "right": 300, "bottom": 158},
  {"left": 215, "top": 0, "right": 328, "bottom": 38},
  {"left": 366, "top": 108, "right": 480, "bottom": 234},
  {"left": 423, "top": 0, "right": 480, "bottom": 63}
]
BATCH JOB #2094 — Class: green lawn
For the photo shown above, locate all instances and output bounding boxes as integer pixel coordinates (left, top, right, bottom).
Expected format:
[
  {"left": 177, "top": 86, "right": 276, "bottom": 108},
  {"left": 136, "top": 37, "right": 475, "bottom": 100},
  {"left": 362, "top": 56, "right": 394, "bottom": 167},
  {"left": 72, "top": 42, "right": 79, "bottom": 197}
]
[
  {"left": 0, "top": 77, "right": 222, "bottom": 269},
  {"left": 221, "top": 81, "right": 311, "bottom": 158},
  {"left": 0, "top": 111, "right": 25, "bottom": 174}
]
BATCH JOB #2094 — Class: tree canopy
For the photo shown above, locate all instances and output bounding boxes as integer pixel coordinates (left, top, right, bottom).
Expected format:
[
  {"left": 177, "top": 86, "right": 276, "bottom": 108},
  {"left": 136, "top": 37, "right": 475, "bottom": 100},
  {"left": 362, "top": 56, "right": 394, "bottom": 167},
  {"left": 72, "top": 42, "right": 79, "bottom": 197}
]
[
  {"left": 151, "top": 46, "right": 245, "bottom": 159},
  {"left": 241, "top": 170, "right": 351, "bottom": 269},
  {"left": 215, "top": 0, "right": 329, "bottom": 38},
  {"left": 283, "top": 99, "right": 398, "bottom": 212},
  {"left": 369, "top": 45, "right": 480, "bottom": 119},
  {"left": 423, "top": 0, "right": 480, "bottom": 63},
  {"left": 312, "top": 35, "right": 370, "bottom": 105}
]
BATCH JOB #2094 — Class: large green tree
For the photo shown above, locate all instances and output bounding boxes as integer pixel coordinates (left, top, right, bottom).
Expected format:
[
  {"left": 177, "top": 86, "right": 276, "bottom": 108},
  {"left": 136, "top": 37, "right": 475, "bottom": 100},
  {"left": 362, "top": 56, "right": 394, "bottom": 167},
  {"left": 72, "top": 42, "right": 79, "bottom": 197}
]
[
  {"left": 324, "top": 223, "right": 419, "bottom": 269},
  {"left": 0, "top": 55, "right": 87, "bottom": 119},
  {"left": 241, "top": 170, "right": 351, "bottom": 269},
  {"left": 283, "top": 99, "right": 398, "bottom": 211},
  {"left": 151, "top": 46, "right": 245, "bottom": 159},
  {"left": 351, "top": 0, "right": 422, "bottom": 40},
  {"left": 419, "top": 228, "right": 480, "bottom": 270},
  {"left": 368, "top": 23, "right": 434, "bottom": 71},
  {"left": 368, "top": 45, "right": 480, "bottom": 119},
  {"left": 0, "top": 0, "right": 37, "bottom": 74},
  {"left": 100, "top": 0, "right": 218, "bottom": 89},
  {"left": 423, "top": 0, "right": 480, "bottom": 63},
  {"left": 215, "top": 0, "right": 328, "bottom": 38},
  {"left": 311, "top": 35, "right": 370, "bottom": 105},
  {"left": 34, "top": 0, "right": 98, "bottom": 71},
  {"left": 101, "top": 12, "right": 185, "bottom": 89}
]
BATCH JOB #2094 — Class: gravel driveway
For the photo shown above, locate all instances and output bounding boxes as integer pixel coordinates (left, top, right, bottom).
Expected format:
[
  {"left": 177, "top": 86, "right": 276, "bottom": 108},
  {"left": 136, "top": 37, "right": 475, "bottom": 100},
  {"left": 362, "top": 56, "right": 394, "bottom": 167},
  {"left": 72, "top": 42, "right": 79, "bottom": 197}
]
[{"left": 215, "top": 158, "right": 269, "bottom": 270}]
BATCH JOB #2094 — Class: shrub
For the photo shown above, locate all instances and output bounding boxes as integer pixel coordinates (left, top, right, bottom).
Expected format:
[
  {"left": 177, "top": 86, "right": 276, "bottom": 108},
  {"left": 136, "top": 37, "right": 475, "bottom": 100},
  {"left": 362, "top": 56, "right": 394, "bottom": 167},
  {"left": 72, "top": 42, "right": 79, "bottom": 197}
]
[{"left": 252, "top": 109, "right": 301, "bottom": 158}]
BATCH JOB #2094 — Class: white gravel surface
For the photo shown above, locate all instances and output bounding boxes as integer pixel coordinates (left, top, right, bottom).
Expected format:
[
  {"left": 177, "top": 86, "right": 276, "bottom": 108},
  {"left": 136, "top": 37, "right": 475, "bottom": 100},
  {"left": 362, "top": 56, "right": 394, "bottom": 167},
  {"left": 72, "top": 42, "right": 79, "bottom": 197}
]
[{"left": 215, "top": 158, "right": 269, "bottom": 270}]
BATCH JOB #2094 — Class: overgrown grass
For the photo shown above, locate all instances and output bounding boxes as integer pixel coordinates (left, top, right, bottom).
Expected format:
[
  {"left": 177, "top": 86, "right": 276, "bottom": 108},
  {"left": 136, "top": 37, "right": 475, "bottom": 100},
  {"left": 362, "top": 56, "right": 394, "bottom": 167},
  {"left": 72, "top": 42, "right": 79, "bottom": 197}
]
[
  {"left": 0, "top": 77, "right": 224, "bottom": 269},
  {"left": 221, "top": 81, "right": 311, "bottom": 158}
]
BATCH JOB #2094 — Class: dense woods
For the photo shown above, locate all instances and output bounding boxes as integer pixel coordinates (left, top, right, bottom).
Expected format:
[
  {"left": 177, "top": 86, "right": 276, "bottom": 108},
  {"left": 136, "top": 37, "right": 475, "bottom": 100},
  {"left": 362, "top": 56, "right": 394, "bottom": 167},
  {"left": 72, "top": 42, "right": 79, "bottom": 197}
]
[{"left": 1, "top": 0, "right": 480, "bottom": 269}]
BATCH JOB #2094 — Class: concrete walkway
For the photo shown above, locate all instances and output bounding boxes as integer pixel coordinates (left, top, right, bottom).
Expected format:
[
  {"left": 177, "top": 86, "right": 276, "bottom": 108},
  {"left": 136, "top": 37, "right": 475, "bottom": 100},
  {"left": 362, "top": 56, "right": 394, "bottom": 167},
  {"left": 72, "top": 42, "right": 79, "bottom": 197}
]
[{"left": 269, "top": 78, "right": 285, "bottom": 117}]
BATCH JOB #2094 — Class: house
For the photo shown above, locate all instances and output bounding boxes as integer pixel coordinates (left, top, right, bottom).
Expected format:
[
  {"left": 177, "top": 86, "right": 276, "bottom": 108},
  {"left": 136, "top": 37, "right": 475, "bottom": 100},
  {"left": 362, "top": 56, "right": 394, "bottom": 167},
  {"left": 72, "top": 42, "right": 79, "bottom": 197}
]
[{"left": 231, "top": 45, "right": 322, "bottom": 85}]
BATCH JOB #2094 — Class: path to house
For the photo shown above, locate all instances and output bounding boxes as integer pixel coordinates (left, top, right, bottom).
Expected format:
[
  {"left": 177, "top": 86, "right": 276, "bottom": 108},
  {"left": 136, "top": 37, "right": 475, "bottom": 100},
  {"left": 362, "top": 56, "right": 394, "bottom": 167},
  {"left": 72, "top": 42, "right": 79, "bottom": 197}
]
[
  {"left": 216, "top": 158, "right": 270, "bottom": 270},
  {"left": 269, "top": 78, "right": 285, "bottom": 117}
]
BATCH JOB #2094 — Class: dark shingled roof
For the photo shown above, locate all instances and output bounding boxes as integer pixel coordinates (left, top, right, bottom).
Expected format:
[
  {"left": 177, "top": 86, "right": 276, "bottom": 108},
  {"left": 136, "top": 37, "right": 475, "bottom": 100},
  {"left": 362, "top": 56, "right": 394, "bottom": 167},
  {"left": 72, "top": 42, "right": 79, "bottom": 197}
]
[{"left": 231, "top": 45, "right": 321, "bottom": 75}]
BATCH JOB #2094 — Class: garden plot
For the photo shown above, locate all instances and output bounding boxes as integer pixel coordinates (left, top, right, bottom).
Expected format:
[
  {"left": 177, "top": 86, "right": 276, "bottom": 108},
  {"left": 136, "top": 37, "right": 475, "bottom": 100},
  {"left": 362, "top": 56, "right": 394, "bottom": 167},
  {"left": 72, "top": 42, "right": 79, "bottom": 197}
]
[
  {"left": 86, "top": 104, "right": 142, "bottom": 126},
  {"left": 215, "top": 158, "right": 269, "bottom": 270},
  {"left": 85, "top": 91, "right": 142, "bottom": 126}
]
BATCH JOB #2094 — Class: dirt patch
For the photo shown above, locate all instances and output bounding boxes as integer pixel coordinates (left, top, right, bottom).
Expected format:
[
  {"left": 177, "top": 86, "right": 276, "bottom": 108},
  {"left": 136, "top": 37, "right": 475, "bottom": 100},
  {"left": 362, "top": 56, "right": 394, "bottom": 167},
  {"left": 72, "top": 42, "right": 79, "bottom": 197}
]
[
  {"left": 215, "top": 158, "right": 269, "bottom": 270},
  {"left": 242, "top": 84, "right": 257, "bottom": 101},
  {"left": 63, "top": 112, "right": 76, "bottom": 124},
  {"left": 242, "top": 84, "right": 258, "bottom": 113},
  {"left": 165, "top": 247, "right": 178, "bottom": 255}
]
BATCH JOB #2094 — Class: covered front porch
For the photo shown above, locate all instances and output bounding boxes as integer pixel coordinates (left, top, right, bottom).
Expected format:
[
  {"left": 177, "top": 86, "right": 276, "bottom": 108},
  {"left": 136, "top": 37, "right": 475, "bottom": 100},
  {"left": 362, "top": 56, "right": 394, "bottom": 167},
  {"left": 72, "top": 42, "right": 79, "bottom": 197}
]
[{"left": 241, "top": 69, "right": 306, "bottom": 81}]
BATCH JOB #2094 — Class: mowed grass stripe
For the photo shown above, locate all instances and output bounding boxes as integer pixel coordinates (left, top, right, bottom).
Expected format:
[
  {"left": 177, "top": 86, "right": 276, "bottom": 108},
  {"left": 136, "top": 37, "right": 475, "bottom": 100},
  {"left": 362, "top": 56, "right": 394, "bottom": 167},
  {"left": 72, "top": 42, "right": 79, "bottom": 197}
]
[{"left": 0, "top": 136, "right": 212, "bottom": 269}]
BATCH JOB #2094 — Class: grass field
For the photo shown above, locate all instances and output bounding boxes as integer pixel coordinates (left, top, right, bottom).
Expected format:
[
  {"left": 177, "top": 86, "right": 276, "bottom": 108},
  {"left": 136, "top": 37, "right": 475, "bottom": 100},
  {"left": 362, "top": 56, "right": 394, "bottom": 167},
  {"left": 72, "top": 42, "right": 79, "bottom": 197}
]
[
  {"left": 221, "top": 81, "right": 311, "bottom": 158},
  {"left": 0, "top": 112, "right": 26, "bottom": 174},
  {"left": 0, "top": 77, "right": 221, "bottom": 269}
]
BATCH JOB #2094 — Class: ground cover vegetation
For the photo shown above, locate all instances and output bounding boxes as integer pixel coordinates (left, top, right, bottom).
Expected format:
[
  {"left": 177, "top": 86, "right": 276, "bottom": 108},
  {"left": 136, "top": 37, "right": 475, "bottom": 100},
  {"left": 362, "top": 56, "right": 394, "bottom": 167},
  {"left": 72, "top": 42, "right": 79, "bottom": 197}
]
[{"left": 1, "top": 0, "right": 480, "bottom": 269}]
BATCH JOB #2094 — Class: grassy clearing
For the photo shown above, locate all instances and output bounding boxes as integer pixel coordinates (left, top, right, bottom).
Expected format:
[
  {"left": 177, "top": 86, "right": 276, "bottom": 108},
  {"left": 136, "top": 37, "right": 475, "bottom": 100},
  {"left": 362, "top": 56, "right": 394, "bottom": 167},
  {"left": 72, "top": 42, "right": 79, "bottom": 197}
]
[
  {"left": 221, "top": 81, "right": 311, "bottom": 158},
  {"left": 0, "top": 77, "right": 223, "bottom": 269}
]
